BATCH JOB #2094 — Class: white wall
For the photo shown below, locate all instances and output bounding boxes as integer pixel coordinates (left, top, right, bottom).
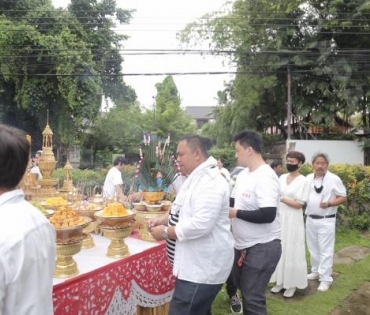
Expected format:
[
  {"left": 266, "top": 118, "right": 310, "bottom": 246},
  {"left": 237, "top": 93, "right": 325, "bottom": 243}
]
[{"left": 286, "top": 140, "right": 364, "bottom": 165}]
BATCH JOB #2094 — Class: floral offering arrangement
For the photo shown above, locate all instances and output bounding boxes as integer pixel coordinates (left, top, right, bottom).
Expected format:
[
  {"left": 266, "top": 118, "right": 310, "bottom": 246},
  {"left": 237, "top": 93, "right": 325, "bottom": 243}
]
[
  {"left": 49, "top": 207, "right": 86, "bottom": 228},
  {"left": 101, "top": 202, "right": 130, "bottom": 217},
  {"left": 135, "top": 133, "right": 179, "bottom": 192}
]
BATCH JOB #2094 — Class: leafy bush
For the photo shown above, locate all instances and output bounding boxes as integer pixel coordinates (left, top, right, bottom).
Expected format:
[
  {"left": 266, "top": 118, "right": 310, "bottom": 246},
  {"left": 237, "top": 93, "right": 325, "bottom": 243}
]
[{"left": 51, "top": 162, "right": 370, "bottom": 230}]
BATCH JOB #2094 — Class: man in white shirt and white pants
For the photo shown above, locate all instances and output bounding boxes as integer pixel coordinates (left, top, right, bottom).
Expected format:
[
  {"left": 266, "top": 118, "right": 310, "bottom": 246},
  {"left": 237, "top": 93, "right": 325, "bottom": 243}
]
[{"left": 299, "top": 152, "right": 347, "bottom": 292}]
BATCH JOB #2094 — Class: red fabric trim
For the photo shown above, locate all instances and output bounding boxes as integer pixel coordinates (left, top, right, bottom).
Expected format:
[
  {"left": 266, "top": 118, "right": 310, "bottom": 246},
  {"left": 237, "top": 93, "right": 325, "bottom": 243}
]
[{"left": 53, "top": 243, "right": 175, "bottom": 314}]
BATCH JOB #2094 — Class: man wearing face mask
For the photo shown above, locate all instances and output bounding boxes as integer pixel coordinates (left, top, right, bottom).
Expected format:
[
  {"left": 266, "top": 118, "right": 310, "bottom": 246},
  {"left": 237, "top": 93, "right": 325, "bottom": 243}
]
[
  {"left": 270, "top": 151, "right": 307, "bottom": 298},
  {"left": 298, "top": 152, "right": 347, "bottom": 292}
]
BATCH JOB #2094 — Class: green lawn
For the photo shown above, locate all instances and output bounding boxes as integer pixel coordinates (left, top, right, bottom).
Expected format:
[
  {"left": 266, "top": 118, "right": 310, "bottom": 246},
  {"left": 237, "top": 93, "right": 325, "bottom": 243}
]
[{"left": 212, "top": 228, "right": 370, "bottom": 315}]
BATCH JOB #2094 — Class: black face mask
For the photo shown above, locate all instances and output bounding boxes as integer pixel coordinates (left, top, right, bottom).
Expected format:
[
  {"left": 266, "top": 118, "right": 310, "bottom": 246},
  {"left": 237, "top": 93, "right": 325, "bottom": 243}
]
[
  {"left": 314, "top": 185, "right": 324, "bottom": 193},
  {"left": 286, "top": 163, "right": 299, "bottom": 172},
  {"left": 314, "top": 173, "right": 325, "bottom": 193}
]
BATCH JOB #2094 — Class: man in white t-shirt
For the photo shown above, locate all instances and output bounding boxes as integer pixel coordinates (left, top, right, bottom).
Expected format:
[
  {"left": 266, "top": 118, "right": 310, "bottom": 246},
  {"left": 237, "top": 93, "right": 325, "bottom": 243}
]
[
  {"left": 103, "top": 156, "right": 142, "bottom": 203},
  {"left": 298, "top": 152, "right": 347, "bottom": 292},
  {"left": 103, "top": 156, "right": 127, "bottom": 202},
  {"left": 30, "top": 150, "right": 43, "bottom": 180},
  {"left": 229, "top": 129, "right": 281, "bottom": 315},
  {"left": 0, "top": 124, "right": 56, "bottom": 315}
]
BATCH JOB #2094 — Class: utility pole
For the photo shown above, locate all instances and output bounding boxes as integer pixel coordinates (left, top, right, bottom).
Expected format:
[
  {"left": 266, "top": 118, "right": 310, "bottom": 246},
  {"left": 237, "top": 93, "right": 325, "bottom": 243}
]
[{"left": 287, "top": 65, "right": 292, "bottom": 140}]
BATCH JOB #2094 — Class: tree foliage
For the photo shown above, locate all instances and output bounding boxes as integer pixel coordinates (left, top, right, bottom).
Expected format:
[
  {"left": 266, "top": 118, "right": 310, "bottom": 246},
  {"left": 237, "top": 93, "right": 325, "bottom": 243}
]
[
  {"left": 152, "top": 76, "right": 196, "bottom": 143},
  {"left": 0, "top": 0, "right": 135, "bottom": 150},
  {"left": 180, "top": 0, "right": 370, "bottom": 142}
]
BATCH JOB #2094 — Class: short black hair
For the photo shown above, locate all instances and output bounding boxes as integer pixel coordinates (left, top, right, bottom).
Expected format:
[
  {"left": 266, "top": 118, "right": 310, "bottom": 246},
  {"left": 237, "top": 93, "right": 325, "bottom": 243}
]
[
  {"left": 270, "top": 160, "right": 282, "bottom": 169},
  {"left": 286, "top": 151, "right": 306, "bottom": 164},
  {"left": 113, "top": 156, "right": 127, "bottom": 166},
  {"left": 0, "top": 124, "right": 30, "bottom": 189},
  {"left": 179, "top": 135, "right": 212, "bottom": 157},
  {"left": 233, "top": 129, "right": 262, "bottom": 153}
]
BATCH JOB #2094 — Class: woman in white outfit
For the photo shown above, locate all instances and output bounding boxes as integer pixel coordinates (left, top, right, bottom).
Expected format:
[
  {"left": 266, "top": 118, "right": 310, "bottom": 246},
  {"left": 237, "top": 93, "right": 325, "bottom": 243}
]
[{"left": 270, "top": 151, "right": 308, "bottom": 298}]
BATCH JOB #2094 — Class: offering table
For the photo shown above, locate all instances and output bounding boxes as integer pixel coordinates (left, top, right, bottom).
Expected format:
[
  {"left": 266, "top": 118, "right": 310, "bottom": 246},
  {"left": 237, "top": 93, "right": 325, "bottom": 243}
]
[{"left": 53, "top": 232, "right": 174, "bottom": 315}]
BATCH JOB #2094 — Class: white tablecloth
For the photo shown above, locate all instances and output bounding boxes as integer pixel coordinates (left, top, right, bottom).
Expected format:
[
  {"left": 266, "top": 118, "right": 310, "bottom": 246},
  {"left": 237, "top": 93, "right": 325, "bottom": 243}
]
[{"left": 53, "top": 233, "right": 160, "bottom": 285}]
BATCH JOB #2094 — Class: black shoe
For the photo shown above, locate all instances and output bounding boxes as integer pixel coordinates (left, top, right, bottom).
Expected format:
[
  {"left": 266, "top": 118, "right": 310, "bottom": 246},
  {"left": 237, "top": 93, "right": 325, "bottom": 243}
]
[{"left": 230, "top": 294, "right": 242, "bottom": 313}]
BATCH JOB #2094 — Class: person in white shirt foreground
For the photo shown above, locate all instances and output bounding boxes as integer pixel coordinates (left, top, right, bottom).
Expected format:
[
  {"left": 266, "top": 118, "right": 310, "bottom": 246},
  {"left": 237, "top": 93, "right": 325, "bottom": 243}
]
[
  {"left": 298, "top": 152, "right": 347, "bottom": 292},
  {"left": 0, "top": 124, "right": 56, "bottom": 315},
  {"left": 229, "top": 129, "right": 281, "bottom": 315},
  {"left": 148, "top": 135, "right": 234, "bottom": 315},
  {"left": 270, "top": 151, "right": 308, "bottom": 298}
]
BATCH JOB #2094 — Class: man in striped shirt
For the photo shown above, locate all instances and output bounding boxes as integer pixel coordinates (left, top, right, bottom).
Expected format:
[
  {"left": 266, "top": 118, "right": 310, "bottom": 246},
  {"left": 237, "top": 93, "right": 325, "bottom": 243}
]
[{"left": 148, "top": 135, "right": 234, "bottom": 315}]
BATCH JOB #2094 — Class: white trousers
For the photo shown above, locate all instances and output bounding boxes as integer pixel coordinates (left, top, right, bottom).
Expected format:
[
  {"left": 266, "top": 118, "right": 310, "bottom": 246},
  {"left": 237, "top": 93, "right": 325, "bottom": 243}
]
[{"left": 305, "top": 217, "right": 336, "bottom": 283}]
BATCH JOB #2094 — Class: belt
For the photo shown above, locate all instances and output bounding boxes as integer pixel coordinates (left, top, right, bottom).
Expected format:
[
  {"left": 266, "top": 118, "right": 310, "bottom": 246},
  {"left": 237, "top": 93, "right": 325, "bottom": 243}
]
[{"left": 308, "top": 214, "right": 336, "bottom": 219}]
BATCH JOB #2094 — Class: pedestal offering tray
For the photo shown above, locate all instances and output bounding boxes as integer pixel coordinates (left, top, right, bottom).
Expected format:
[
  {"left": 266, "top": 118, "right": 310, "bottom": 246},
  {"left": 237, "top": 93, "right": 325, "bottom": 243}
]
[
  {"left": 49, "top": 207, "right": 91, "bottom": 278},
  {"left": 73, "top": 201, "right": 103, "bottom": 249},
  {"left": 95, "top": 208, "right": 136, "bottom": 258}
]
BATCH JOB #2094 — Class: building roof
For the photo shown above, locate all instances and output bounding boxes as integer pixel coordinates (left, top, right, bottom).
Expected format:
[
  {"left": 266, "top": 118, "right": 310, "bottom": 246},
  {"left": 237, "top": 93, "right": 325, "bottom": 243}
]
[{"left": 185, "top": 106, "right": 215, "bottom": 120}]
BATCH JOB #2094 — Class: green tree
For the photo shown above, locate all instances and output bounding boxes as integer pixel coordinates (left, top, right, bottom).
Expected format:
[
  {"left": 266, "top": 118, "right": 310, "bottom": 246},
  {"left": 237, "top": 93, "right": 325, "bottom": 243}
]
[
  {"left": 180, "top": 0, "right": 370, "bottom": 140},
  {"left": 151, "top": 76, "right": 196, "bottom": 142},
  {"left": 0, "top": 0, "right": 135, "bottom": 151}
]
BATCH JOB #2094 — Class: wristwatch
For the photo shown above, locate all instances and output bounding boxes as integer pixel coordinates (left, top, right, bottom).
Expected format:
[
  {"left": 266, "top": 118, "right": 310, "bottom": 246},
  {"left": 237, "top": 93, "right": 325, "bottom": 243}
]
[{"left": 162, "top": 227, "right": 169, "bottom": 239}]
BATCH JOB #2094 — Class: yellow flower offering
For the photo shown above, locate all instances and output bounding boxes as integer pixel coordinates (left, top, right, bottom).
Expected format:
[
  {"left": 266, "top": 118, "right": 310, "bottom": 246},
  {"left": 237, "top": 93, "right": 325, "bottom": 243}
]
[
  {"left": 101, "top": 202, "right": 129, "bottom": 217},
  {"left": 44, "top": 197, "right": 68, "bottom": 206},
  {"left": 49, "top": 206, "right": 86, "bottom": 228}
]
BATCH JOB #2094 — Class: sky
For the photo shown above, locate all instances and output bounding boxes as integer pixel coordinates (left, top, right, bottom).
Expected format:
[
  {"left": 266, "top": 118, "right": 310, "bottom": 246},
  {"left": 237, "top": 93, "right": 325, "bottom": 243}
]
[{"left": 51, "top": 0, "right": 235, "bottom": 108}]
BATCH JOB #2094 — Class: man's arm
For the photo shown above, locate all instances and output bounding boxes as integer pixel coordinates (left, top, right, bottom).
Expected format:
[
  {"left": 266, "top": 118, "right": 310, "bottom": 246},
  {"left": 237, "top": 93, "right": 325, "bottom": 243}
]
[{"left": 229, "top": 207, "right": 277, "bottom": 223}]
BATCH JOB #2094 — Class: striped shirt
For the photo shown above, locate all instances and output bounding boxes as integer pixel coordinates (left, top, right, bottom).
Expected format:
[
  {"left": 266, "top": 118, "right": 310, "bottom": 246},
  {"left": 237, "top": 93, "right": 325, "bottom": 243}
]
[{"left": 166, "top": 211, "right": 179, "bottom": 265}]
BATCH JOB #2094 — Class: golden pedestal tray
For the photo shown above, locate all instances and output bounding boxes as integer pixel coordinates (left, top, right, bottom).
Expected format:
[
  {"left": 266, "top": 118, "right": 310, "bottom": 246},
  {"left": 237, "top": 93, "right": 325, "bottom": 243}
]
[
  {"left": 53, "top": 218, "right": 91, "bottom": 279},
  {"left": 81, "top": 221, "right": 99, "bottom": 249},
  {"left": 101, "top": 225, "right": 133, "bottom": 258},
  {"left": 95, "top": 210, "right": 136, "bottom": 259},
  {"left": 74, "top": 204, "right": 103, "bottom": 249},
  {"left": 55, "top": 238, "right": 84, "bottom": 278},
  {"left": 135, "top": 210, "right": 164, "bottom": 242}
]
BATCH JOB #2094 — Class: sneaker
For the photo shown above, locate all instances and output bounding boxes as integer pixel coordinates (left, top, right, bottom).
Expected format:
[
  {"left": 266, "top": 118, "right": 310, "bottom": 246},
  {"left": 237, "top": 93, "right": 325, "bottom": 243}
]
[
  {"left": 307, "top": 272, "right": 319, "bottom": 280},
  {"left": 271, "top": 284, "right": 284, "bottom": 293},
  {"left": 317, "top": 282, "right": 331, "bottom": 292},
  {"left": 283, "top": 287, "right": 296, "bottom": 298},
  {"left": 230, "top": 294, "right": 242, "bottom": 314}
]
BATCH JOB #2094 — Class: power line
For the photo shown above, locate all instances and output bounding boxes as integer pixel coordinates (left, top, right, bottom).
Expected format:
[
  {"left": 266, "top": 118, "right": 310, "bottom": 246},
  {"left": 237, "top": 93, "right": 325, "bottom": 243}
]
[{"left": 2, "top": 68, "right": 370, "bottom": 77}]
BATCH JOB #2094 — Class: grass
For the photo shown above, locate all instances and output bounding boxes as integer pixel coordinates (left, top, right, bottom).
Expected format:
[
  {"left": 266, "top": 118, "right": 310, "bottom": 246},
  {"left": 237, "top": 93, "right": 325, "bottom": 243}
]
[{"left": 212, "top": 228, "right": 370, "bottom": 315}]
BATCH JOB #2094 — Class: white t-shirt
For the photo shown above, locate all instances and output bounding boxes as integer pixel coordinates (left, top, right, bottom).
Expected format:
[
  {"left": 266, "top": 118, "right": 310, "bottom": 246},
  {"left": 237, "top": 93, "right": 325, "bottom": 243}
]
[
  {"left": 232, "top": 164, "right": 280, "bottom": 249},
  {"left": 103, "top": 166, "right": 123, "bottom": 198},
  {"left": 0, "top": 189, "right": 56, "bottom": 315},
  {"left": 30, "top": 166, "right": 43, "bottom": 179}
]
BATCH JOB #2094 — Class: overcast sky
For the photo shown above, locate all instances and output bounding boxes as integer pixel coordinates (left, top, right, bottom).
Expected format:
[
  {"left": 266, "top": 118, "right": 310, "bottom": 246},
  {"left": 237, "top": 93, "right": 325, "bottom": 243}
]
[{"left": 51, "top": 0, "right": 235, "bottom": 108}]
